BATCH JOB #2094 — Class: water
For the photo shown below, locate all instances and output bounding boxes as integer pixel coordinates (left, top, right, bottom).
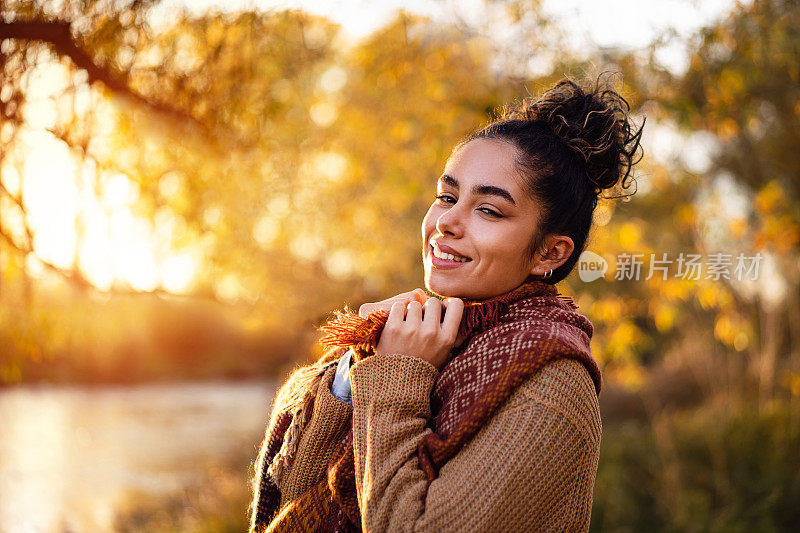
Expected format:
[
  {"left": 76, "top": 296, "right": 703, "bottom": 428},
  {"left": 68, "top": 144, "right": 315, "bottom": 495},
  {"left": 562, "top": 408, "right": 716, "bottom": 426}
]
[{"left": 0, "top": 380, "right": 277, "bottom": 532}]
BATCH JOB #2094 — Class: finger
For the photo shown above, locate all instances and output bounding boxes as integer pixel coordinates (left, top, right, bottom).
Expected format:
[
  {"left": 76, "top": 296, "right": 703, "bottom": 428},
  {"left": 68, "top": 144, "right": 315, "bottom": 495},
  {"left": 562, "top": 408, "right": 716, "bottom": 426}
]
[
  {"left": 422, "top": 297, "right": 442, "bottom": 327},
  {"left": 365, "top": 292, "right": 413, "bottom": 318},
  {"left": 412, "top": 288, "right": 429, "bottom": 304},
  {"left": 386, "top": 292, "right": 415, "bottom": 307},
  {"left": 386, "top": 300, "right": 407, "bottom": 327},
  {"left": 362, "top": 303, "right": 392, "bottom": 318},
  {"left": 441, "top": 298, "right": 464, "bottom": 339},
  {"left": 405, "top": 299, "right": 423, "bottom": 325},
  {"left": 395, "top": 290, "right": 418, "bottom": 302}
]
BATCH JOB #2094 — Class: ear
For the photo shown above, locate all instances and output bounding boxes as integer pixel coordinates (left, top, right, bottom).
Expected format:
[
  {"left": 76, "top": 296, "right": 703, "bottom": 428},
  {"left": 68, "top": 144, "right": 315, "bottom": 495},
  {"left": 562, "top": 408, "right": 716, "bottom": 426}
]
[{"left": 528, "top": 234, "right": 574, "bottom": 277}]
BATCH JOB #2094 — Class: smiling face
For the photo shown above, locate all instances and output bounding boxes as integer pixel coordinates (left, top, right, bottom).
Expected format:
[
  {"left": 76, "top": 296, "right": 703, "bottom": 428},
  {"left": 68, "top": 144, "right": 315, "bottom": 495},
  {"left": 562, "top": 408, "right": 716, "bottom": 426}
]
[{"left": 421, "top": 138, "right": 546, "bottom": 300}]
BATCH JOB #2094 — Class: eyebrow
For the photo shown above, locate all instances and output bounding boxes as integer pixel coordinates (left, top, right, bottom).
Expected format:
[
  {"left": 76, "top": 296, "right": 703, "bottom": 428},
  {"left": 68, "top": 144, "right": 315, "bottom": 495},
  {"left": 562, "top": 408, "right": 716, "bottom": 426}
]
[{"left": 438, "top": 174, "right": 517, "bottom": 206}]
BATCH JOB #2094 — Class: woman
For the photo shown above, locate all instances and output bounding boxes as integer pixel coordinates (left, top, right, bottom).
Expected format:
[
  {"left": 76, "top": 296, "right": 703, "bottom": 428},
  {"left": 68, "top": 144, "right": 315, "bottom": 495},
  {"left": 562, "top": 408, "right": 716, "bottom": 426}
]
[{"left": 250, "top": 76, "right": 643, "bottom": 532}]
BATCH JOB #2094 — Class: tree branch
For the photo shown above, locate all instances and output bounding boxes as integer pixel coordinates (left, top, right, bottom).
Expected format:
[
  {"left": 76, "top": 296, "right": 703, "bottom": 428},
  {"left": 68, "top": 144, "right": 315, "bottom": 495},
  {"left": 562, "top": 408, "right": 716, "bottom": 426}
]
[
  {"left": 0, "top": 179, "right": 25, "bottom": 213},
  {"left": 0, "top": 20, "right": 210, "bottom": 134}
]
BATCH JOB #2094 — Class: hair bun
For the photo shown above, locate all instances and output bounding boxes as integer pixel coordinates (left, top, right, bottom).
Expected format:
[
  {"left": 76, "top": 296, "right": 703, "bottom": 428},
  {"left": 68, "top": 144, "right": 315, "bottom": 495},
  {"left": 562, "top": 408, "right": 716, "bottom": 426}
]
[{"left": 514, "top": 75, "right": 645, "bottom": 197}]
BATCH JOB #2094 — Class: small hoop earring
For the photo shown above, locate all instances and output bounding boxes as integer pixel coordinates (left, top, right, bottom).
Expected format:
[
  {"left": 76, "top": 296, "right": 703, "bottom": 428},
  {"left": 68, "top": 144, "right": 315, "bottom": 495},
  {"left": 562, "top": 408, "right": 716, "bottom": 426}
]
[{"left": 542, "top": 268, "right": 553, "bottom": 279}]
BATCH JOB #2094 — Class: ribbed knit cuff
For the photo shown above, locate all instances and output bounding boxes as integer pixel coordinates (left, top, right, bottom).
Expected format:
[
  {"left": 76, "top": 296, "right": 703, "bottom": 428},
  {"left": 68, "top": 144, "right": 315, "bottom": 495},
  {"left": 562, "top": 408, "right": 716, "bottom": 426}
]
[{"left": 350, "top": 353, "right": 438, "bottom": 416}]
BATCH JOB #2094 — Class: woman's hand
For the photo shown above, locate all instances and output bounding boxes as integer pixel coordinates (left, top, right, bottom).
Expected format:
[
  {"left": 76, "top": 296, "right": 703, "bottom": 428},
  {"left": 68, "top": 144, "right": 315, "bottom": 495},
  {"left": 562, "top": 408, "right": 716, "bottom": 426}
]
[
  {"left": 374, "top": 296, "right": 465, "bottom": 369},
  {"left": 359, "top": 289, "right": 429, "bottom": 318}
]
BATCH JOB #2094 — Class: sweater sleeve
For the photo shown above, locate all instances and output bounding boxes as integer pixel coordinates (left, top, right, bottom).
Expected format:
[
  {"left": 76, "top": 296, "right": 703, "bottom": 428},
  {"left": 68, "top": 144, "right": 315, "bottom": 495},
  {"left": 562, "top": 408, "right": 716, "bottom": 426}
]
[
  {"left": 276, "top": 364, "right": 354, "bottom": 509},
  {"left": 349, "top": 353, "right": 602, "bottom": 533}
]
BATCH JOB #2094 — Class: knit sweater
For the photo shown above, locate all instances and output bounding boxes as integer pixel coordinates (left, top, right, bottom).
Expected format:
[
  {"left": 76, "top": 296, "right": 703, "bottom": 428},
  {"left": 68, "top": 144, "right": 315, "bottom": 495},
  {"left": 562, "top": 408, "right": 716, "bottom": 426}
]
[{"left": 268, "top": 351, "right": 601, "bottom": 531}]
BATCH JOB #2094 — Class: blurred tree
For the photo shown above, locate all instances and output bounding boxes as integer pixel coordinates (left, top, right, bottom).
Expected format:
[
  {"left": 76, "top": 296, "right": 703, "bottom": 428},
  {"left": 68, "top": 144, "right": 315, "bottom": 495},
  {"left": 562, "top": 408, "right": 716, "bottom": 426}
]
[
  {"left": 1, "top": 1, "right": 351, "bottom": 375},
  {"left": 0, "top": 0, "right": 201, "bottom": 291},
  {"left": 648, "top": 0, "right": 800, "bottom": 403}
]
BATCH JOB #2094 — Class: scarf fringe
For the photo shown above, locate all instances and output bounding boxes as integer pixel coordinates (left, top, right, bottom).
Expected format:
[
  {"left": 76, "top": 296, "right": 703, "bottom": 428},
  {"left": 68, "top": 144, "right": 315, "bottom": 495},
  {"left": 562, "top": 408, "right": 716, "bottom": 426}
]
[
  {"left": 267, "top": 402, "right": 311, "bottom": 488},
  {"left": 319, "top": 307, "right": 386, "bottom": 355},
  {"left": 457, "top": 299, "right": 506, "bottom": 339}
]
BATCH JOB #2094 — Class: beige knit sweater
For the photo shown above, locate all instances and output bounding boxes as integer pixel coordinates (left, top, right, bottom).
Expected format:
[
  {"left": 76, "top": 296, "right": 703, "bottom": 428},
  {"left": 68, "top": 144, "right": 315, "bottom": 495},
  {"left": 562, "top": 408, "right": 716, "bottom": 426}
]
[{"left": 270, "top": 353, "right": 601, "bottom": 532}]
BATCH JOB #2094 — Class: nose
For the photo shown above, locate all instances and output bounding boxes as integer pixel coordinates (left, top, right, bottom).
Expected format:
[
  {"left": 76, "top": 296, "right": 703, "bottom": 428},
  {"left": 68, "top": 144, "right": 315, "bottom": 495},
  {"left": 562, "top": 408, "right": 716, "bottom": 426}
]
[{"left": 435, "top": 202, "right": 465, "bottom": 237}]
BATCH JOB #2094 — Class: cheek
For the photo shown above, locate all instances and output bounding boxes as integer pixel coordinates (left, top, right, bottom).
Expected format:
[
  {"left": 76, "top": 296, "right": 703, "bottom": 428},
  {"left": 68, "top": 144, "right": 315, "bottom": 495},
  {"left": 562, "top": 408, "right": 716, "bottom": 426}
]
[
  {"left": 421, "top": 205, "right": 439, "bottom": 236},
  {"left": 481, "top": 226, "right": 531, "bottom": 264}
]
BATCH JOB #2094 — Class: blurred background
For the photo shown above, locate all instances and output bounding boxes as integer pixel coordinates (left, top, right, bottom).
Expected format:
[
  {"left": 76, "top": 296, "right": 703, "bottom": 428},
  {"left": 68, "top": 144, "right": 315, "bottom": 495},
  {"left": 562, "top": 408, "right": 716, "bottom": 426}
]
[{"left": 1, "top": 0, "right": 798, "bottom": 530}]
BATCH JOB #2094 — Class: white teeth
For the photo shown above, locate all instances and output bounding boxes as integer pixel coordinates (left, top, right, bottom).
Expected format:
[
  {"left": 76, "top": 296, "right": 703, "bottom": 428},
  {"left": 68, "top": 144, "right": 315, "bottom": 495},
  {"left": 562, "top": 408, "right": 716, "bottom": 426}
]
[{"left": 431, "top": 245, "right": 469, "bottom": 262}]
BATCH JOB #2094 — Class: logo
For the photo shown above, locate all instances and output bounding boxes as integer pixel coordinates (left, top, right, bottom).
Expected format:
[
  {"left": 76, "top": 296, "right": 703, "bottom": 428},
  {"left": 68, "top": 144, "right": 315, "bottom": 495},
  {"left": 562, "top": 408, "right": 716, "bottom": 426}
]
[{"left": 578, "top": 251, "right": 607, "bottom": 282}]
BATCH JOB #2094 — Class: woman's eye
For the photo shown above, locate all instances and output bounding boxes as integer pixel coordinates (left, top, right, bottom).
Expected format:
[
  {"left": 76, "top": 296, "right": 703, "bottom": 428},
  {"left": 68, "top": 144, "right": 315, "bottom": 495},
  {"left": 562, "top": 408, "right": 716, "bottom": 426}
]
[
  {"left": 436, "top": 195, "right": 502, "bottom": 217},
  {"left": 435, "top": 194, "right": 456, "bottom": 204}
]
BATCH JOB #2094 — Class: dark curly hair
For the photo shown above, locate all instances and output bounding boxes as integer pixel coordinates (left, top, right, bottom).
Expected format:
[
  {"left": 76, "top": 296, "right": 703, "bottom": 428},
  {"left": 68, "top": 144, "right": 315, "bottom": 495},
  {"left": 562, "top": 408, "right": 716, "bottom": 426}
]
[{"left": 459, "top": 74, "right": 645, "bottom": 284}]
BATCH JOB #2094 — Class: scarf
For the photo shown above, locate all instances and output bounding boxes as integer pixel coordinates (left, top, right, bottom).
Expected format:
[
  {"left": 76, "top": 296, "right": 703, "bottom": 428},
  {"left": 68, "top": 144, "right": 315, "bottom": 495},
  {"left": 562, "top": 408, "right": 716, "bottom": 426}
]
[{"left": 252, "top": 280, "right": 601, "bottom": 532}]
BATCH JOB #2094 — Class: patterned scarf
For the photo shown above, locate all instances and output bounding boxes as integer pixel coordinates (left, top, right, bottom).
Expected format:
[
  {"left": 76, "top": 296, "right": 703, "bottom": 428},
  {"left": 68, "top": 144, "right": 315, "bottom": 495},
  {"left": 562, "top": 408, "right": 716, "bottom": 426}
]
[{"left": 251, "top": 280, "right": 601, "bottom": 532}]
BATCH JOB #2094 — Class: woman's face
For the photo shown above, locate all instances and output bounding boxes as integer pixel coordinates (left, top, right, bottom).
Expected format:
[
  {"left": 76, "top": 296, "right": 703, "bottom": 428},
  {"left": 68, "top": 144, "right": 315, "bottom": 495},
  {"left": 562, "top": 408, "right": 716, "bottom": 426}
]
[{"left": 421, "top": 138, "right": 545, "bottom": 300}]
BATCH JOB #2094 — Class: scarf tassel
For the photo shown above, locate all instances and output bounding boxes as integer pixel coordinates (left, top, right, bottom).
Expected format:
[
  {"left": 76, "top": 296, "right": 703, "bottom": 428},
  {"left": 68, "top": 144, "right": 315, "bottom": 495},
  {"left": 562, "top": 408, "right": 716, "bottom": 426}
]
[
  {"left": 457, "top": 299, "right": 507, "bottom": 340},
  {"left": 319, "top": 308, "right": 386, "bottom": 355}
]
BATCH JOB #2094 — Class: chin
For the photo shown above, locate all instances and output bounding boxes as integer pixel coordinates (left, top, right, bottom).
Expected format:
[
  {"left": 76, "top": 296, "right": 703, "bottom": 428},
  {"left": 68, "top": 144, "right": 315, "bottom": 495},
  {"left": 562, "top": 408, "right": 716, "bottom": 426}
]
[
  {"left": 424, "top": 271, "right": 448, "bottom": 297},
  {"left": 424, "top": 272, "right": 472, "bottom": 299}
]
